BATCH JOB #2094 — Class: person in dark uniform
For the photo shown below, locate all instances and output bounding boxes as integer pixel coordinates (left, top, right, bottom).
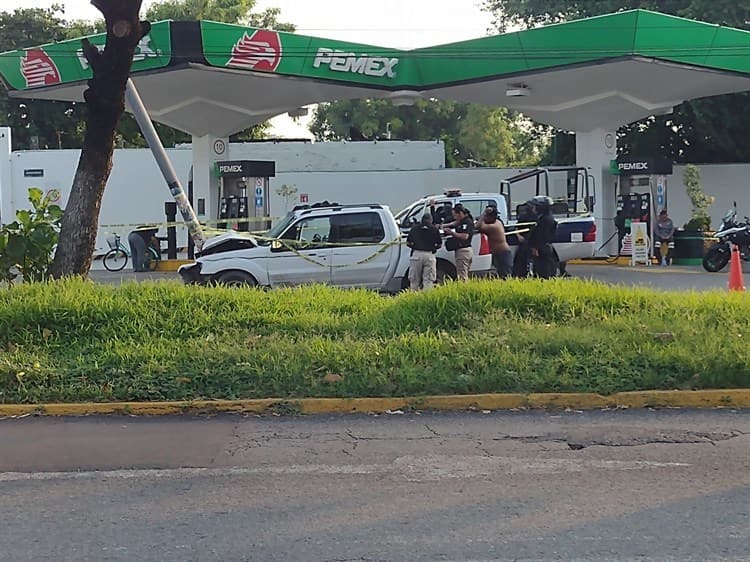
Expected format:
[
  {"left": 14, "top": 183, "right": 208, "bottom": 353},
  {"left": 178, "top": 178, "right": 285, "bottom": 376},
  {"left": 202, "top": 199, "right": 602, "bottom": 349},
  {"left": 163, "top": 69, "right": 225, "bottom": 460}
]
[
  {"left": 442, "top": 204, "right": 474, "bottom": 281},
  {"left": 406, "top": 213, "right": 442, "bottom": 290},
  {"left": 428, "top": 199, "right": 455, "bottom": 225},
  {"left": 524, "top": 196, "right": 558, "bottom": 278}
]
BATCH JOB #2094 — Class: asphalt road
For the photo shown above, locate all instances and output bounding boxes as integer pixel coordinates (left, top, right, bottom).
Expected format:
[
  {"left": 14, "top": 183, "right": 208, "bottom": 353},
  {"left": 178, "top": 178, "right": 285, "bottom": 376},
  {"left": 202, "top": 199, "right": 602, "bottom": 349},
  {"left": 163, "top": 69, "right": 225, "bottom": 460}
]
[
  {"left": 87, "top": 262, "right": 747, "bottom": 292},
  {"left": 1, "top": 409, "right": 748, "bottom": 561},
  {"left": 566, "top": 263, "right": 750, "bottom": 292}
]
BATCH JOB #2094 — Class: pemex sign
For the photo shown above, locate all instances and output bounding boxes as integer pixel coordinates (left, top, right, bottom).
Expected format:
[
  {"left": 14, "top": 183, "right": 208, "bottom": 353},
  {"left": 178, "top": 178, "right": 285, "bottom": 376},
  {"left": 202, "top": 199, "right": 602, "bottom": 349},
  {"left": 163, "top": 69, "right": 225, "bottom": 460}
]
[
  {"left": 227, "top": 30, "right": 282, "bottom": 72},
  {"left": 20, "top": 50, "right": 61, "bottom": 88},
  {"left": 0, "top": 21, "right": 172, "bottom": 91},
  {"left": 201, "top": 21, "right": 413, "bottom": 87},
  {"left": 312, "top": 48, "right": 399, "bottom": 78}
]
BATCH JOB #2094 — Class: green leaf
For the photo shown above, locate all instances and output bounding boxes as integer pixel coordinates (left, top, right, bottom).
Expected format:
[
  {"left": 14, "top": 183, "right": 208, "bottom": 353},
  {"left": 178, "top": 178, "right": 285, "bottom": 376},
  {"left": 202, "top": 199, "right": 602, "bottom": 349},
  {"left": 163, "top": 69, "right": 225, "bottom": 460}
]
[
  {"left": 28, "top": 188, "right": 43, "bottom": 208},
  {"left": 15, "top": 210, "right": 32, "bottom": 229},
  {"left": 47, "top": 205, "right": 64, "bottom": 220}
]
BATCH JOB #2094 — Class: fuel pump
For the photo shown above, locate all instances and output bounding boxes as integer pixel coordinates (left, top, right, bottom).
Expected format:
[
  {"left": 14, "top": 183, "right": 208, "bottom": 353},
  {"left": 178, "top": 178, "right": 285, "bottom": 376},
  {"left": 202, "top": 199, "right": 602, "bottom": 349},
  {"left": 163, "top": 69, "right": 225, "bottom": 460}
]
[
  {"left": 216, "top": 160, "right": 275, "bottom": 231},
  {"left": 613, "top": 156, "right": 673, "bottom": 259}
]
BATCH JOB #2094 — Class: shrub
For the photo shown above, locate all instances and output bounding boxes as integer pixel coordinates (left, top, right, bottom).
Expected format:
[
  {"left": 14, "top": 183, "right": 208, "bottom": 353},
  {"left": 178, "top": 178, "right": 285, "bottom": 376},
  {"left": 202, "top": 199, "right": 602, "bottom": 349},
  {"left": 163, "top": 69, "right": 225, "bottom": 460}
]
[
  {"left": 683, "top": 164, "right": 714, "bottom": 231},
  {"left": 0, "top": 188, "right": 63, "bottom": 285}
]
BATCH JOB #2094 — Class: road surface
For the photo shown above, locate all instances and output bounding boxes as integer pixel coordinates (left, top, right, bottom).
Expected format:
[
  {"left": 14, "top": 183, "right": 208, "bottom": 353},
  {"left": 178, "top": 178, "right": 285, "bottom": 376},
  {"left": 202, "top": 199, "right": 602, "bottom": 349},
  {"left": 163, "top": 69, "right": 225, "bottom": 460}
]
[
  {"left": 1, "top": 409, "right": 748, "bottom": 561},
  {"left": 87, "top": 259, "right": 749, "bottom": 291}
]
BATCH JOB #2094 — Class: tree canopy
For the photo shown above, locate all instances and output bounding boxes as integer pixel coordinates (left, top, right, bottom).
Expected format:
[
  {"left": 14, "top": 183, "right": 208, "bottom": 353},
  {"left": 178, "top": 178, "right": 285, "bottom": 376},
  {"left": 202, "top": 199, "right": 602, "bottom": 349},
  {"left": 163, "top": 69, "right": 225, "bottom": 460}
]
[
  {"left": 310, "top": 99, "right": 541, "bottom": 168},
  {"left": 146, "top": 0, "right": 294, "bottom": 31},
  {"left": 0, "top": 1, "right": 294, "bottom": 150},
  {"left": 0, "top": 7, "right": 99, "bottom": 150},
  {"left": 482, "top": 0, "right": 750, "bottom": 163}
]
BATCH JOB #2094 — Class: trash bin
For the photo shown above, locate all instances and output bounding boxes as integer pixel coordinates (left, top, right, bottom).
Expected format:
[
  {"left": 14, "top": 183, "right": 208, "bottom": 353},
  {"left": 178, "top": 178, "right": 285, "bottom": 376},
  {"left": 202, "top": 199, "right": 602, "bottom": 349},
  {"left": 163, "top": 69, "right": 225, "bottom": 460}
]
[{"left": 673, "top": 229, "right": 705, "bottom": 265}]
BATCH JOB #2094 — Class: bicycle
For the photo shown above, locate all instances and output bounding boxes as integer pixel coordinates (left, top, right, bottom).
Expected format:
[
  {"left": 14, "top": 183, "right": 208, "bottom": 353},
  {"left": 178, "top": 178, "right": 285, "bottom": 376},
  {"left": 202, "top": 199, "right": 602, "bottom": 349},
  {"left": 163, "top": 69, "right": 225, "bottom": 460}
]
[{"left": 103, "top": 233, "right": 161, "bottom": 272}]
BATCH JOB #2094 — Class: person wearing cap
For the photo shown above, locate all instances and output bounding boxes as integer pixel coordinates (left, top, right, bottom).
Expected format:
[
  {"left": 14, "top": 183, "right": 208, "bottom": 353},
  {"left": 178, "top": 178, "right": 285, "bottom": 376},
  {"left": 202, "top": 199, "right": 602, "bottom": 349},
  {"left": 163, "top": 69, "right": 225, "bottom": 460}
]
[
  {"left": 655, "top": 209, "right": 676, "bottom": 266},
  {"left": 442, "top": 203, "right": 474, "bottom": 281},
  {"left": 406, "top": 212, "right": 442, "bottom": 290},
  {"left": 476, "top": 205, "right": 512, "bottom": 278},
  {"left": 521, "top": 196, "right": 558, "bottom": 278},
  {"left": 128, "top": 225, "right": 158, "bottom": 272}
]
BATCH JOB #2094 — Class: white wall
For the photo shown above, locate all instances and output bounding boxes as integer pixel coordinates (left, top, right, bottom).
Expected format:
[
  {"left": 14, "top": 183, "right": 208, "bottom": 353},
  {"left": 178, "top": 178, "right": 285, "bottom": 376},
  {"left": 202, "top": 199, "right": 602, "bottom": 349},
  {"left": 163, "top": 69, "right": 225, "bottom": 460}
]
[
  {"left": 1, "top": 131, "right": 748, "bottom": 255},
  {"left": 670, "top": 164, "right": 750, "bottom": 230},
  {"left": 1, "top": 139, "right": 448, "bottom": 253},
  {"left": 6, "top": 148, "right": 194, "bottom": 251}
]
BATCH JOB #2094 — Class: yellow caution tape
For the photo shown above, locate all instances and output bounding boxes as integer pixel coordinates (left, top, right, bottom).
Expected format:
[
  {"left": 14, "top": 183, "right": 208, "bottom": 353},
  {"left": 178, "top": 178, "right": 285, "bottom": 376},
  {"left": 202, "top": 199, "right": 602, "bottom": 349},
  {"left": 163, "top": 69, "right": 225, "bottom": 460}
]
[
  {"left": 100, "top": 216, "right": 279, "bottom": 230},
  {"left": 199, "top": 227, "right": 405, "bottom": 268}
]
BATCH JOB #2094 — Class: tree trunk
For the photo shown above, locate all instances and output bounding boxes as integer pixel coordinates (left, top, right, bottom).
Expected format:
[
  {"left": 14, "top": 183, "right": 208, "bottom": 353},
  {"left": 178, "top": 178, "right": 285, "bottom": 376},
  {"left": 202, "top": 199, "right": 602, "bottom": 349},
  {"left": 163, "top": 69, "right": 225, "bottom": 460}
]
[{"left": 50, "top": 0, "right": 149, "bottom": 278}]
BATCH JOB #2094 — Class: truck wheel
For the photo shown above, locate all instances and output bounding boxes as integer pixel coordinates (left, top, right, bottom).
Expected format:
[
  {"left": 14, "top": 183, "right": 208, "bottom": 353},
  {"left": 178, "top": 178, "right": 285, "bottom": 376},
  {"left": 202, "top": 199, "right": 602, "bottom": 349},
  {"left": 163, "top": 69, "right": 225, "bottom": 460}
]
[
  {"left": 436, "top": 261, "right": 456, "bottom": 284},
  {"left": 215, "top": 270, "right": 258, "bottom": 287}
]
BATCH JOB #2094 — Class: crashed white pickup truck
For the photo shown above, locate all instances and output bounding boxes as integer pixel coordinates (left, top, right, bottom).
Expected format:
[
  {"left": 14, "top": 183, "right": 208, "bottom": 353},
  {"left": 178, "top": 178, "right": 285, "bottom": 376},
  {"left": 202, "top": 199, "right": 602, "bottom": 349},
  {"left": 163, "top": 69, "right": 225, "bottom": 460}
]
[
  {"left": 179, "top": 204, "right": 407, "bottom": 290},
  {"left": 178, "top": 202, "right": 492, "bottom": 290}
]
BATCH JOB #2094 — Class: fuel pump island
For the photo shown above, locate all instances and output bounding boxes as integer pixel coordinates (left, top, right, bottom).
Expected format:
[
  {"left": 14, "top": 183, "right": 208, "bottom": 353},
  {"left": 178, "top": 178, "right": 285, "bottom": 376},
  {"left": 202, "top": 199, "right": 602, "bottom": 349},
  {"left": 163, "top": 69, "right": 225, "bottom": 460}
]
[{"left": 612, "top": 156, "right": 674, "bottom": 264}]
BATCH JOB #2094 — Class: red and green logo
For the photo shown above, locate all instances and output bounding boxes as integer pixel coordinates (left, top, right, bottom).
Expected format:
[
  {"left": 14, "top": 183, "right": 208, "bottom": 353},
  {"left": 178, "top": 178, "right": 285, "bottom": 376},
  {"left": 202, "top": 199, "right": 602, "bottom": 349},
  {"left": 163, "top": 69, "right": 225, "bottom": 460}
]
[
  {"left": 227, "top": 30, "right": 282, "bottom": 72},
  {"left": 20, "top": 49, "right": 61, "bottom": 88}
]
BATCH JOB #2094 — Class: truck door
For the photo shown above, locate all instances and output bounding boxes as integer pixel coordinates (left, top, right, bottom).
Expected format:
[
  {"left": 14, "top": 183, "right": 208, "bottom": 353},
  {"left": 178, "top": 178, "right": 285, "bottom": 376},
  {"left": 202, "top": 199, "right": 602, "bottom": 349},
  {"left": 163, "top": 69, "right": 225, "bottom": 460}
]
[
  {"left": 330, "top": 212, "right": 396, "bottom": 288},
  {"left": 267, "top": 216, "right": 332, "bottom": 286}
]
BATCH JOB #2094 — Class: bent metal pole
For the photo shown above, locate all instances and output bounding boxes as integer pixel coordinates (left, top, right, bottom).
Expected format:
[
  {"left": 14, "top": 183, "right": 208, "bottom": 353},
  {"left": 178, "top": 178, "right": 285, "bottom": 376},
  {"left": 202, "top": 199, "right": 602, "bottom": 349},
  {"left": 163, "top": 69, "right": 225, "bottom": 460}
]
[{"left": 124, "top": 78, "right": 205, "bottom": 249}]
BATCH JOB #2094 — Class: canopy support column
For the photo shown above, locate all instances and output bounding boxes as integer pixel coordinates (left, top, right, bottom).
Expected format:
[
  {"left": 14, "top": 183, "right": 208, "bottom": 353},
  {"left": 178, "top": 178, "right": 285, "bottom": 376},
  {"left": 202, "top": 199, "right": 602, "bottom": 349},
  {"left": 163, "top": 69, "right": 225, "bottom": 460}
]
[
  {"left": 125, "top": 78, "right": 205, "bottom": 249},
  {"left": 576, "top": 129, "right": 618, "bottom": 256}
]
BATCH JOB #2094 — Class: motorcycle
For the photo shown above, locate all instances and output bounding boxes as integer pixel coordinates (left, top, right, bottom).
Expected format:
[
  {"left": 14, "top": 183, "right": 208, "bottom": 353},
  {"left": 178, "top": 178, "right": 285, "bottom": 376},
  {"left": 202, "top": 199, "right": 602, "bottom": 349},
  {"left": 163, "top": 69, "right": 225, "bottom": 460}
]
[{"left": 702, "top": 203, "right": 750, "bottom": 272}]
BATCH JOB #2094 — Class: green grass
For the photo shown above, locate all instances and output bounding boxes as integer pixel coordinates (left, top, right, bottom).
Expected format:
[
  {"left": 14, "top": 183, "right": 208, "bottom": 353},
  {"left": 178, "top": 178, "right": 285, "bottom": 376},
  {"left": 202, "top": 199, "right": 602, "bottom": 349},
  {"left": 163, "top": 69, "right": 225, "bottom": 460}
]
[{"left": 0, "top": 278, "right": 748, "bottom": 403}]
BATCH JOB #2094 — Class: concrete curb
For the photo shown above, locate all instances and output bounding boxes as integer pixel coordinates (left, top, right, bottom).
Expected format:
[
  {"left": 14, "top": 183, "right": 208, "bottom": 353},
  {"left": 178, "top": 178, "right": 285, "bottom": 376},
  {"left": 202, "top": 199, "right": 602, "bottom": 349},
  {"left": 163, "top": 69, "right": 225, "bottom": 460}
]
[
  {"left": 1, "top": 389, "right": 748, "bottom": 417},
  {"left": 155, "top": 259, "right": 193, "bottom": 272}
]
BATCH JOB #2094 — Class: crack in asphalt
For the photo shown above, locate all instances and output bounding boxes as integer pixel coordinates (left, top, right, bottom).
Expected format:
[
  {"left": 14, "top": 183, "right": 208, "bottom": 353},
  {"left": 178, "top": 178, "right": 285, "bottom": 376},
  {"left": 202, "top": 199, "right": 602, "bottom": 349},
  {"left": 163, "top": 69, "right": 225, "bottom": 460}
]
[
  {"left": 505, "top": 430, "right": 749, "bottom": 450},
  {"left": 424, "top": 423, "right": 441, "bottom": 437},
  {"left": 225, "top": 428, "right": 749, "bottom": 456},
  {"left": 345, "top": 429, "right": 434, "bottom": 441},
  {"left": 326, "top": 558, "right": 389, "bottom": 562},
  {"left": 475, "top": 440, "right": 493, "bottom": 458}
]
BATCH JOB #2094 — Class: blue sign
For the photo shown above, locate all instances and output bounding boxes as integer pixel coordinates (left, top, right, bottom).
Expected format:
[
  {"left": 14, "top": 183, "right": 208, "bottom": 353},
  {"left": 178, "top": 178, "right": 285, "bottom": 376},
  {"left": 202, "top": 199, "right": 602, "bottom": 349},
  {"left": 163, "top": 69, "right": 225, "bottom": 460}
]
[
  {"left": 255, "top": 196, "right": 264, "bottom": 207},
  {"left": 656, "top": 195, "right": 664, "bottom": 206},
  {"left": 255, "top": 187, "right": 263, "bottom": 197}
]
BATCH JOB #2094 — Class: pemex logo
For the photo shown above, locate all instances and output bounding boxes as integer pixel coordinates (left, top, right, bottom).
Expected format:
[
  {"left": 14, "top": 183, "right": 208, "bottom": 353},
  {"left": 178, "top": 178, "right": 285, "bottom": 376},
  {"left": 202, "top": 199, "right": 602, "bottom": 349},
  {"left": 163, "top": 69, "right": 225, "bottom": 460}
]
[
  {"left": 20, "top": 49, "right": 61, "bottom": 88},
  {"left": 227, "top": 30, "right": 282, "bottom": 72}
]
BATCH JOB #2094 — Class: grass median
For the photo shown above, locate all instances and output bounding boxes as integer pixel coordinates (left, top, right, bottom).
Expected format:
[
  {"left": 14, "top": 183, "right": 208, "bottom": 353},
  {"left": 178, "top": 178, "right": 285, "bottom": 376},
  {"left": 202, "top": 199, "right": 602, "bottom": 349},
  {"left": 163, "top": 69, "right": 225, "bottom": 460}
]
[{"left": 0, "top": 278, "right": 747, "bottom": 404}]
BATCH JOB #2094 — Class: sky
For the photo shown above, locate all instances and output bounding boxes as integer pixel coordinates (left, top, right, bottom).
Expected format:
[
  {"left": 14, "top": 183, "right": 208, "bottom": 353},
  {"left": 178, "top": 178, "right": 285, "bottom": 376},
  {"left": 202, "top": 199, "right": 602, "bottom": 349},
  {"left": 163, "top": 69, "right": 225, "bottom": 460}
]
[{"left": 9, "top": 0, "right": 497, "bottom": 138}]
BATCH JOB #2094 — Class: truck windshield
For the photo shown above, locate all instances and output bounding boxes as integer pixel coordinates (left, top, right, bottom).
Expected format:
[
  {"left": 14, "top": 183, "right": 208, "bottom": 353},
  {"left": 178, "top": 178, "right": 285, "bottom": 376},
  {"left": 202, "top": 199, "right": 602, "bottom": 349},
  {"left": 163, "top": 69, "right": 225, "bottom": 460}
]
[
  {"left": 395, "top": 201, "right": 430, "bottom": 227},
  {"left": 262, "top": 213, "right": 295, "bottom": 241}
]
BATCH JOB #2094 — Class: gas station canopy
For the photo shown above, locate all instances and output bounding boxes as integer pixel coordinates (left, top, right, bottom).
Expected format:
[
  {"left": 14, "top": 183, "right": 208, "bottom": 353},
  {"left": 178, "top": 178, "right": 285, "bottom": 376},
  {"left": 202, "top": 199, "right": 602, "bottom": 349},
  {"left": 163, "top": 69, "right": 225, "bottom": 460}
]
[{"left": 2, "top": 9, "right": 750, "bottom": 135}]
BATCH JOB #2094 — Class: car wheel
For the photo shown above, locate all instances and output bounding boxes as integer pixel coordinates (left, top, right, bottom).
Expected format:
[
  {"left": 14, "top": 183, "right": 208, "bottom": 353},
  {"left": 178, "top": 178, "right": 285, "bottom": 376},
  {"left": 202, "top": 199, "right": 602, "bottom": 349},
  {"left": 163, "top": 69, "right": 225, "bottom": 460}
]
[{"left": 215, "top": 270, "right": 258, "bottom": 287}]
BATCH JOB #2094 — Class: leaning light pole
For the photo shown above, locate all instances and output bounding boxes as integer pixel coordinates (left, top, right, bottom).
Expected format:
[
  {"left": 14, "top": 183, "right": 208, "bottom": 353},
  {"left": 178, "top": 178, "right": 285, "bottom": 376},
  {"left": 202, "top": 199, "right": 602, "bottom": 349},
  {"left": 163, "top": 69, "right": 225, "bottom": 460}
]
[{"left": 124, "top": 78, "right": 205, "bottom": 249}]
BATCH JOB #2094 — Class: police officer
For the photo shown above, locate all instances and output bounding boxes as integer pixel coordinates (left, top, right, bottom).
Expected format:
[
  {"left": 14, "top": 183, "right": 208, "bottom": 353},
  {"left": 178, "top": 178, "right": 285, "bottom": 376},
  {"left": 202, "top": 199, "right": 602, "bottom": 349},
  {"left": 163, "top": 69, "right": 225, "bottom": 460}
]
[
  {"left": 406, "top": 213, "right": 442, "bottom": 290},
  {"left": 442, "top": 203, "right": 474, "bottom": 281},
  {"left": 525, "top": 195, "right": 558, "bottom": 278}
]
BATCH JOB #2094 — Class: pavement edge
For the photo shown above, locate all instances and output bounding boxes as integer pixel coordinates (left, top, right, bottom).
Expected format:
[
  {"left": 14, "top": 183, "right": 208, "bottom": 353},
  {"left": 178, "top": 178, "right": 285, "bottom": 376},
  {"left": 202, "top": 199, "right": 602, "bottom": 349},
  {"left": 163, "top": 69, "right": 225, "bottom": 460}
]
[{"left": 1, "top": 389, "right": 748, "bottom": 417}]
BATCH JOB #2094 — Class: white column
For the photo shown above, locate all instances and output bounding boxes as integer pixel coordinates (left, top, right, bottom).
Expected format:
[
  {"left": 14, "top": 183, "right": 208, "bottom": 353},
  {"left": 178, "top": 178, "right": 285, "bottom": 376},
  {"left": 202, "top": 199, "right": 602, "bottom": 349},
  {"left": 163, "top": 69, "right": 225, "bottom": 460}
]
[
  {"left": 0, "top": 127, "right": 12, "bottom": 225},
  {"left": 575, "top": 129, "right": 618, "bottom": 256},
  {"left": 191, "top": 134, "right": 228, "bottom": 223}
]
